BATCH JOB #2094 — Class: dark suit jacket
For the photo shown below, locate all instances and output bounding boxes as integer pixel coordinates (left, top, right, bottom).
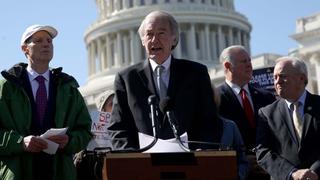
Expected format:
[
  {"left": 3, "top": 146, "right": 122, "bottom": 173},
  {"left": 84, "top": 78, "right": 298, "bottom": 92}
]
[
  {"left": 218, "top": 82, "right": 275, "bottom": 150},
  {"left": 109, "top": 57, "right": 219, "bottom": 150},
  {"left": 256, "top": 91, "right": 320, "bottom": 179}
]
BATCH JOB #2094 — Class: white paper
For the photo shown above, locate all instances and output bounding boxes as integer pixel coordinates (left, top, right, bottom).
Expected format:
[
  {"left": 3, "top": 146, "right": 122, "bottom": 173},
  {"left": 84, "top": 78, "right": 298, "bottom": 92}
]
[
  {"left": 138, "top": 132, "right": 189, "bottom": 153},
  {"left": 41, "top": 139, "right": 59, "bottom": 155},
  {"left": 40, "top": 127, "right": 68, "bottom": 154},
  {"left": 41, "top": 127, "right": 68, "bottom": 138}
]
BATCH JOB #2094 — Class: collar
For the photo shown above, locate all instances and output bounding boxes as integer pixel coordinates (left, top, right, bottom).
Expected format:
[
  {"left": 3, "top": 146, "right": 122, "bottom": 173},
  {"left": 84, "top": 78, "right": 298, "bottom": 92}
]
[
  {"left": 149, "top": 55, "right": 171, "bottom": 72},
  {"left": 285, "top": 90, "right": 307, "bottom": 109},
  {"left": 226, "top": 80, "right": 249, "bottom": 95},
  {"left": 26, "top": 65, "right": 50, "bottom": 81}
]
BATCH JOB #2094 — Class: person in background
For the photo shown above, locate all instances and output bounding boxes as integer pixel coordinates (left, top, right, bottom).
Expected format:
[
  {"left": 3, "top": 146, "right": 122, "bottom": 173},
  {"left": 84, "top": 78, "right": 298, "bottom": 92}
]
[
  {"left": 218, "top": 45, "right": 276, "bottom": 179},
  {"left": 109, "top": 10, "right": 221, "bottom": 151},
  {"left": 213, "top": 85, "right": 248, "bottom": 180},
  {"left": 0, "top": 24, "right": 92, "bottom": 180},
  {"left": 96, "top": 90, "right": 114, "bottom": 113},
  {"left": 74, "top": 90, "right": 115, "bottom": 180},
  {"left": 256, "top": 56, "right": 320, "bottom": 180}
]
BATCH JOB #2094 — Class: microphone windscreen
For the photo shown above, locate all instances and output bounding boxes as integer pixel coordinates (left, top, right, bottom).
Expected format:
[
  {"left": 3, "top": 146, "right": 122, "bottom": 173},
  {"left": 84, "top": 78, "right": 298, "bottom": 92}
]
[{"left": 159, "top": 97, "right": 171, "bottom": 113}]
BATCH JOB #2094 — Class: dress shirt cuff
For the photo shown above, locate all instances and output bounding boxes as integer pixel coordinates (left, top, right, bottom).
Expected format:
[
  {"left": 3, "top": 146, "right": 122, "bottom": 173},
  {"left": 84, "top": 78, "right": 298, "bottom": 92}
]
[{"left": 287, "top": 168, "right": 297, "bottom": 180}]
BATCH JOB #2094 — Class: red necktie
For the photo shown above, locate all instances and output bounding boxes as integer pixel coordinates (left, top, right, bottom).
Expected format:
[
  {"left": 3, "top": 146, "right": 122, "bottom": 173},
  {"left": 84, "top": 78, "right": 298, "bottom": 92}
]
[
  {"left": 35, "top": 76, "right": 48, "bottom": 125},
  {"left": 240, "top": 89, "right": 255, "bottom": 128}
]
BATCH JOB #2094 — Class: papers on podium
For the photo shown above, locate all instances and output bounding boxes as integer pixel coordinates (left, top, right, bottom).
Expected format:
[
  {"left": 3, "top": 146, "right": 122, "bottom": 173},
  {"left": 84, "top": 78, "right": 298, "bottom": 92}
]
[
  {"left": 138, "top": 132, "right": 189, "bottom": 153},
  {"left": 40, "top": 127, "right": 68, "bottom": 154}
]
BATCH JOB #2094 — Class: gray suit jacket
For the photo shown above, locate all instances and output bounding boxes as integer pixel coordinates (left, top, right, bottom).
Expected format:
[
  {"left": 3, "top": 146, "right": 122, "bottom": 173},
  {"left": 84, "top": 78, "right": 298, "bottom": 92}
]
[{"left": 256, "top": 91, "right": 320, "bottom": 180}]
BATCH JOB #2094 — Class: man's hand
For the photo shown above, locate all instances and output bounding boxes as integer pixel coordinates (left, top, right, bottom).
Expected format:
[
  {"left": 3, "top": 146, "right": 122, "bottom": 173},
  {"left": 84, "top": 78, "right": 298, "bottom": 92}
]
[
  {"left": 292, "top": 169, "right": 318, "bottom": 180},
  {"left": 47, "top": 135, "right": 69, "bottom": 149},
  {"left": 23, "top": 135, "right": 48, "bottom": 152}
]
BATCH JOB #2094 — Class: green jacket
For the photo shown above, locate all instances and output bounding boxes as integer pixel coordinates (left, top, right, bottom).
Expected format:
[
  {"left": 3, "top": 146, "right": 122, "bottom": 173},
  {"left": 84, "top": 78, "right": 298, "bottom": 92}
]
[{"left": 0, "top": 63, "right": 92, "bottom": 180}]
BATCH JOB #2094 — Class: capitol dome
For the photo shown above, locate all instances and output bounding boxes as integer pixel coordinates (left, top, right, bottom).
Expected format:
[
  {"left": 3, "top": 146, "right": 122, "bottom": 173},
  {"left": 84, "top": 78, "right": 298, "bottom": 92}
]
[{"left": 80, "top": 0, "right": 252, "bottom": 110}]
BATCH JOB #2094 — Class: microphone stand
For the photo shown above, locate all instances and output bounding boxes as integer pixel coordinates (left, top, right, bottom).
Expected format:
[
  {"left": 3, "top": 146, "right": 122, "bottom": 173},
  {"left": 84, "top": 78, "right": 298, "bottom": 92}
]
[
  {"left": 166, "top": 111, "right": 190, "bottom": 152},
  {"left": 104, "top": 95, "right": 159, "bottom": 153}
]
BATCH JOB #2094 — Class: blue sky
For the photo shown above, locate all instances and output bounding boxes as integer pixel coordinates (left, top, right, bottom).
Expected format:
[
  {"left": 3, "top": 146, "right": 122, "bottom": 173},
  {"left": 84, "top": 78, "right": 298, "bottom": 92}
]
[{"left": 0, "top": 0, "right": 319, "bottom": 86}]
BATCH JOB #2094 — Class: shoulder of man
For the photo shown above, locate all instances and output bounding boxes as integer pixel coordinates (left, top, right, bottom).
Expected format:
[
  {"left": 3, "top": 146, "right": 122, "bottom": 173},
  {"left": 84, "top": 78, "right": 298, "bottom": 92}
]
[
  {"left": 172, "top": 58, "right": 207, "bottom": 70},
  {"left": 259, "top": 98, "right": 281, "bottom": 114},
  {"left": 117, "top": 61, "right": 145, "bottom": 76},
  {"left": 51, "top": 67, "right": 79, "bottom": 88}
]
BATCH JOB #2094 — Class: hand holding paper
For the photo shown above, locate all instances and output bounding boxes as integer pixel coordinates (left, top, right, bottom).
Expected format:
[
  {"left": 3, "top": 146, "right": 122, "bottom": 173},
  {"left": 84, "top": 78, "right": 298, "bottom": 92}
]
[{"left": 40, "top": 127, "right": 68, "bottom": 154}]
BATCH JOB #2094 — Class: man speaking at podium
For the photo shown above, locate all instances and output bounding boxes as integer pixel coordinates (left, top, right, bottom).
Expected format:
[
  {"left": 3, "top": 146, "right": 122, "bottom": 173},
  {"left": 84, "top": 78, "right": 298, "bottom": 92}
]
[{"left": 108, "top": 11, "right": 221, "bottom": 151}]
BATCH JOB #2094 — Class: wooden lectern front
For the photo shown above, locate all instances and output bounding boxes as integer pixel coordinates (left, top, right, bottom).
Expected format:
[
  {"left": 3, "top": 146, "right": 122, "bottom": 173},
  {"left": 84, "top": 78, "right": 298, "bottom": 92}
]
[{"left": 102, "top": 151, "right": 237, "bottom": 180}]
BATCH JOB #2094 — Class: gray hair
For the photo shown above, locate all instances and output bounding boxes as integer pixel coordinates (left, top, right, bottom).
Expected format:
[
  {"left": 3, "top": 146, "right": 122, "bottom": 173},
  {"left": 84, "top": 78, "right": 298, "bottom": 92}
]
[
  {"left": 138, "top": 11, "right": 179, "bottom": 50},
  {"left": 219, "top": 45, "right": 248, "bottom": 64},
  {"left": 276, "top": 56, "right": 308, "bottom": 85}
]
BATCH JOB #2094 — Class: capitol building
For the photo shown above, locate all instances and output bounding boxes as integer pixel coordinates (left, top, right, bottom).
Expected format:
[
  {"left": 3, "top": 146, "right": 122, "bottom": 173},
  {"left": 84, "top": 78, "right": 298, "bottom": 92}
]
[{"left": 80, "top": 0, "right": 320, "bottom": 111}]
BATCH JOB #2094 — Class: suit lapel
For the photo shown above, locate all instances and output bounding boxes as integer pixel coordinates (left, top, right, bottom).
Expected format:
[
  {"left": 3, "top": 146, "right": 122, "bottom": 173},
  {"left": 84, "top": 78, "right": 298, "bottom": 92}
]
[
  {"left": 278, "top": 99, "right": 300, "bottom": 145},
  {"left": 302, "top": 92, "right": 313, "bottom": 141},
  {"left": 138, "top": 59, "right": 157, "bottom": 96},
  {"left": 223, "top": 82, "right": 242, "bottom": 108},
  {"left": 249, "top": 86, "right": 261, "bottom": 114},
  {"left": 166, "top": 57, "right": 181, "bottom": 99}
]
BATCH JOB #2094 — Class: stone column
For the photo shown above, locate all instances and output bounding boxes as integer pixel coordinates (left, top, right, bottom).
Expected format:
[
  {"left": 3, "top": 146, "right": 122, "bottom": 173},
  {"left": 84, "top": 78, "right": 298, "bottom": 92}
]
[
  {"left": 123, "top": 35, "right": 130, "bottom": 65},
  {"left": 205, "top": 24, "right": 211, "bottom": 61},
  {"left": 243, "top": 32, "right": 249, "bottom": 52},
  {"left": 236, "top": 29, "right": 241, "bottom": 45},
  {"left": 230, "top": 0, "right": 235, "bottom": 10},
  {"left": 174, "top": 28, "right": 182, "bottom": 59},
  {"left": 114, "top": 0, "right": 120, "bottom": 11},
  {"left": 199, "top": 27, "right": 205, "bottom": 60},
  {"left": 188, "top": 23, "right": 197, "bottom": 59},
  {"left": 145, "top": 0, "right": 153, "bottom": 5},
  {"left": 133, "top": 0, "right": 140, "bottom": 7},
  {"left": 129, "top": 30, "right": 136, "bottom": 64},
  {"left": 96, "top": 38, "right": 101, "bottom": 71},
  {"left": 115, "top": 32, "right": 122, "bottom": 67},
  {"left": 87, "top": 43, "right": 92, "bottom": 76},
  {"left": 106, "top": 34, "right": 112, "bottom": 69},
  {"left": 310, "top": 54, "right": 320, "bottom": 94},
  {"left": 122, "top": 0, "right": 128, "bottom": 9},
  {"left": 136, "top": 32, "right": 143, "bottom": 61},
  {"left": 228, "top": 27, "right": 233, "bottom": 46},
  {"left": 217, "top": 25, "right": 224, "bottom": 55},
  {"left": 210, "top": 31, "right": 218, "bottom": 62},
  {"left": 205, "top": 0, "right": 211, "bottom": 5},
  {"left": 91, "top": 41, "right": 96, "bottom": 75},
  {"left": 247, "top": 33, "right": 251, "bottom": 55}
]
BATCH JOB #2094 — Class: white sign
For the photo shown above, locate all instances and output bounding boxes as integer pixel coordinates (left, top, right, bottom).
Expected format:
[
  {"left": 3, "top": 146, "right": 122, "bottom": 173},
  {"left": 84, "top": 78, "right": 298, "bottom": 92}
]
[{"left": 87, "top": 111, "right": 113, "bottom": 151}]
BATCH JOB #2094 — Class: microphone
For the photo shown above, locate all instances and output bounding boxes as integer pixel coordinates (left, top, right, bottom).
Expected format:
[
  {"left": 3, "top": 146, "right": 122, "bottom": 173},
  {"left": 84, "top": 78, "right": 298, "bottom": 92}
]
[
  {"left": 160, "top": 97, "right": 189, "bottom": 152},
  {"left": 159, "top": 97, "right": 179, "bottom": 139},
  {"left": 103, "top": 95, "right": 159, "bottom": 154},
  {"left": 148, "top": 95, "right": 159, "bottom": 138},
  {"left": 159, "top": 97, "right": 225, "bottom": 151}
]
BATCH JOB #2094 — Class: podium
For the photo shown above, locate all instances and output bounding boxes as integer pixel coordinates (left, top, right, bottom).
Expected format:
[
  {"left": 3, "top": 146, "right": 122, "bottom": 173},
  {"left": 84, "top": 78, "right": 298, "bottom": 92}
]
[{"left": 102, "top": 151, "right": 237, "bottom": 180}]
